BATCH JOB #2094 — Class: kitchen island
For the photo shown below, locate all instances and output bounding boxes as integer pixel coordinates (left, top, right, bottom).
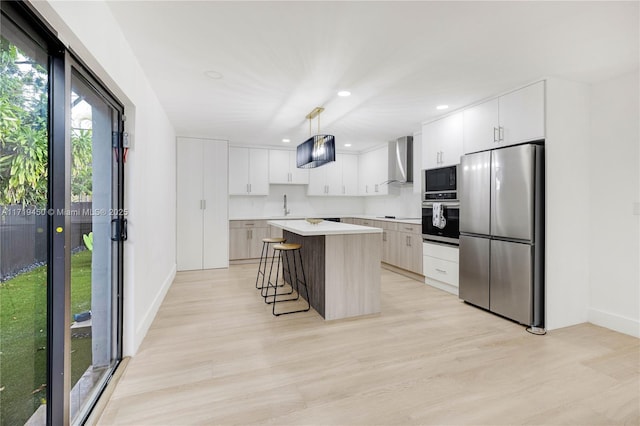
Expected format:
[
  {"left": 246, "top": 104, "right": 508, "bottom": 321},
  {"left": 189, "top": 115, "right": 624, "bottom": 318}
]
[{"left": 267, "top": 220, "right": 382, "bottom": 320}]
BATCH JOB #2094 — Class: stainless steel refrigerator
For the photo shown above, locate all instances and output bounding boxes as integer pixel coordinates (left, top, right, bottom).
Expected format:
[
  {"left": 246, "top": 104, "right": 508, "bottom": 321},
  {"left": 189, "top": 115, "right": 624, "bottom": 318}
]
[{"left": 459, "top": 143, "right": 544, "bottom": 328}]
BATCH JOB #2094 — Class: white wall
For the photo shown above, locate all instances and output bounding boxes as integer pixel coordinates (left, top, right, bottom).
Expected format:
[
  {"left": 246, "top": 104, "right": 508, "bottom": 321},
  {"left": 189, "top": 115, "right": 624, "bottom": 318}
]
[
  {"left": 544, "top": 77, "right": 592, "bottom": 330},
  {"left": 364, "top": 186, "right": 421, "bottom": 218},
  {"left": 229, "top": 185, "right": 365, "bottom": 218},
  {"left": 33, "top": 1, "right": 178, "bottom": 355},
  {"left": 588, "top": 71, "right": 640, "bottom": 337}
]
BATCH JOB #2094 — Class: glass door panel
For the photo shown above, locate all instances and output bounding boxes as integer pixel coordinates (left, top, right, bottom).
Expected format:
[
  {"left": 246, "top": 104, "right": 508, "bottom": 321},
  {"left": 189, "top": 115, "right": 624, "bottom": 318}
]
[
  {"left": 0, "top": 14, "right": 49, "bottom": 426},
  {"left": 69, "top": 70, "right": 120, "bottom": 423}
]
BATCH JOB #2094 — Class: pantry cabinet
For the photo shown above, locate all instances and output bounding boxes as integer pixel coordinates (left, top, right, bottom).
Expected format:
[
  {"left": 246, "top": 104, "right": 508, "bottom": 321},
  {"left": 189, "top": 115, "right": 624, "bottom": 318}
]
[
  {"left": 463, "top": 81, "right": 545, "bottom": 154},
  {"left": 422, "top": 111, "right": 464, "bottom": 169},
  {"left": 177, "top": 138, "right": 228, "bottom": 271},
  {"left": 307, "top": 153, "right": 359, "bottom": 196},
  {"left": 229, "top": 147, "right": 269, "bottom": 195},
  {"left": 268, "top": 149, "right": 308, "bottom": 184}
]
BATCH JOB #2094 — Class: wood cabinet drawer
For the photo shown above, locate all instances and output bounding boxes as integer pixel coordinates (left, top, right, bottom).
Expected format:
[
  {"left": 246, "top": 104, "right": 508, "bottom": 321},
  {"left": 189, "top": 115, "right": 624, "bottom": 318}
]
[
  {"left": 423, "top": 256, "right": 459, "bottom": 287},
  {"left": 360, "top": 219, "right": 375, "bottom": 227},
  {"left": 397, "top": 223, "right": 421, "bottom": 234},
  {"left": 423, "top": 242, "right": 459, "bottom": 263},
  {"left": 229, "top": 220, "right": 268, "bottom": 229}
]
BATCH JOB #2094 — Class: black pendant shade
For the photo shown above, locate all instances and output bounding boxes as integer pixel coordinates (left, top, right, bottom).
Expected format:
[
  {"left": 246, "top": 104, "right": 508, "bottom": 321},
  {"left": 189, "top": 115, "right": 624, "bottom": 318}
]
[{"left": 296, "top": 134, "right": 336, "bottom": 169}]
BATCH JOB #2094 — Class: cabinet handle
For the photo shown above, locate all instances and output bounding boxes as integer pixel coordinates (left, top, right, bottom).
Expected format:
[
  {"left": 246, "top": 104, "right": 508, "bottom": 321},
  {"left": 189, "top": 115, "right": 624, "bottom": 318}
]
[
  {"left": 342, "top": 185, "right": 345, "bottom": 195},
  {"left": 493, "top": 127, "right": 499, "bottom": 143},
  {"left": 199, "top": 200, "right": 203, "bottom": 210},
  {"left": 249, "top": 183, "right": 252, "bottom": 193},
  {"left": 383, "top": 231, "right": 387, "bottom": 242},
  {"left": 435, "top": 268, "right": 447, "bottom": 274},
  {"left": 375, "top": 184, "right": 379, "bottom": 192},
  {"left": 246, "top": 183, "right": 250, "bottom": 193},
  {"left": 499, "top": 126, "right": 504, "bottom": 142},
  {"left": 440, "top": 151, "right": 444, "bottom": 164}
]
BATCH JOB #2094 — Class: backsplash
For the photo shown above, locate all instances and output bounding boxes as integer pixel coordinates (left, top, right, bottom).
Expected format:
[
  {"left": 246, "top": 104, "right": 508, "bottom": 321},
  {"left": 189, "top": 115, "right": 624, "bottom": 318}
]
[{"left": 229, "top": 184, "right": 420, "bottom": 219}]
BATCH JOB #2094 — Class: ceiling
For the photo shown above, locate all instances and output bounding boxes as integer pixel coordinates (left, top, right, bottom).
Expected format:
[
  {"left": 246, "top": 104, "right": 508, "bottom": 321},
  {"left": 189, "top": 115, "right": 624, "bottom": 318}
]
[{"left": 106, "top": 1, "right": 638, "bottom": 152}]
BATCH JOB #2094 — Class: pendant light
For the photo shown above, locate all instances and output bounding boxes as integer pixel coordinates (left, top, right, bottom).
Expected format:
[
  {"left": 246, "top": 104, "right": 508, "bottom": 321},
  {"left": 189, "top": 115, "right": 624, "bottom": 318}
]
[{"left": 296, "top": 107, "right": 336, "bottom": 169}]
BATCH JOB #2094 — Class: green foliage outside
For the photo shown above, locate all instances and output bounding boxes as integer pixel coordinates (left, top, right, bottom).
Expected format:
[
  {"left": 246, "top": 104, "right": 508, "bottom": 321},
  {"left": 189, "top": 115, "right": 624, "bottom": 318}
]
[
  {"left": 0, "top": 250, "right": 93, "bottom": 426},
  {"left": 0, "top": 37, "right": 93, "bottom": 206}
]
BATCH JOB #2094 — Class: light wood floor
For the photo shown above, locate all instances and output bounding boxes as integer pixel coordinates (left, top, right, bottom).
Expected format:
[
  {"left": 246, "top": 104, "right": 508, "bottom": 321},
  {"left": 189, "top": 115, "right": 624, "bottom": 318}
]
[{"left": 98, "top": 264, "right": 639, "bottom": 425}]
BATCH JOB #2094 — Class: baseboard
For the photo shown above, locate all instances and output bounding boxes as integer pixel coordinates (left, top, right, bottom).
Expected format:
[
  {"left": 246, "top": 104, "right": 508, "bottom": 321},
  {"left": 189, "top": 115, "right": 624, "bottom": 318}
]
[
  {"left": 133, "top": 264, "right": 176, "bottom": 352},
  {"left": 381, "top": 263, "right": 423, "bottom": 282},
  {"left": 424, "top": 278, "right": 459, "bottom": 296},
  {"left": 588, "top": 308, "right": 640, "bottom": 338}
]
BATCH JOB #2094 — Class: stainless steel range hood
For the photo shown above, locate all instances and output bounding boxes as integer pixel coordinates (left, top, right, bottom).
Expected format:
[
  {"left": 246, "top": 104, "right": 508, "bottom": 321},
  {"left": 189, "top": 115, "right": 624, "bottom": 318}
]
[{"left": 387, "top": 136, "right": 413, "bottom": 184}]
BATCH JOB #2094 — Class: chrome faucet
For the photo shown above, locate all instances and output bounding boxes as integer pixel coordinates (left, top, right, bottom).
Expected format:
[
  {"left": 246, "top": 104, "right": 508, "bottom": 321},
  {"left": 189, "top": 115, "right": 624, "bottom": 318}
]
[{"left": 283, "top": 194, "right": 290, "bottom": 216}]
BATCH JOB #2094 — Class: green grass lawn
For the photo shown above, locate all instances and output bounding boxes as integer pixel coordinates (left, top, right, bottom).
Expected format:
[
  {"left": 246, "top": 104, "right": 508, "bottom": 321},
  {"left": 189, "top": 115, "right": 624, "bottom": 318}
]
[{"left": 0, "top": 250, "right": 92, "bottom": 426}]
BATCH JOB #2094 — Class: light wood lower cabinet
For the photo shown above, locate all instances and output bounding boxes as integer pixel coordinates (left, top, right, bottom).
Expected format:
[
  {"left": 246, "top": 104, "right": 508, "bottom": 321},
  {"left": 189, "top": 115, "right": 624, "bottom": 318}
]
[
  {"left": 229, "top": 220, "right": 271, "bottom": 260},
  {"left": 346, "top": 218, "right": 422, "bottom": 275}
]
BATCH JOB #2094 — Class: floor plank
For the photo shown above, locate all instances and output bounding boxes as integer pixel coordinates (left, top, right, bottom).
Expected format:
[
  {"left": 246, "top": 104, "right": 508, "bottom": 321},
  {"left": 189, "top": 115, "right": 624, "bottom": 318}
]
[{"left": 98, "top": 265, "right": 640, "bottom": 425}]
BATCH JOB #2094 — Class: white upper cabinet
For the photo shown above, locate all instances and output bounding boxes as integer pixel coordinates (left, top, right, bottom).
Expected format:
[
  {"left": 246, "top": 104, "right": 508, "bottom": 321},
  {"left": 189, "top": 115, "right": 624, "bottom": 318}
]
[
  {"left": 268, "top": 149, "right": 308, "bottom": 184},
  {"left": 422, "top": 111, "right": 464, "bottom": 169},
  {"left": 228, "top": 147, "right": 269, "bottom": 195},
  {"left": 307, "top": 153, "right": 359, "bottom": 196},
  {"left": 463, "top": 81, "right": 545, "bottom": 154},
  {"left": 498, "top": 81, "right": 545, "bottom": 146},
  {"left": 358, "top": 145, "right": 392, "bottom": 196}
]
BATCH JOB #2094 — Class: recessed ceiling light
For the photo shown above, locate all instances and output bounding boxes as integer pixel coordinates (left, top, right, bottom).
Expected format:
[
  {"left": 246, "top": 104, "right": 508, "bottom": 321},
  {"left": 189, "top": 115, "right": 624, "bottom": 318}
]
[
  {"left": 436, "top": 105, "right": 449, "bottom": 110},
  {"left": 204, "top": 70, "right": 223, "bottom": 80},
  {"left": 337, "top": 91, "right": 351, "bottom": 97},
  {"left": 282, "top": 138, "right": 290, "bottom": 143},
  {"left": 344, "top": 143, "right": 352, "bottom": 147}
]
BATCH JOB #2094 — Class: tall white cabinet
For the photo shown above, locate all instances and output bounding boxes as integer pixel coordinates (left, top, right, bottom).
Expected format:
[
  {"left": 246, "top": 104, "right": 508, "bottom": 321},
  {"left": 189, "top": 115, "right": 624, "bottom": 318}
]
[{"left": 177, "top": 137, "right": 229, "bottom": 271}]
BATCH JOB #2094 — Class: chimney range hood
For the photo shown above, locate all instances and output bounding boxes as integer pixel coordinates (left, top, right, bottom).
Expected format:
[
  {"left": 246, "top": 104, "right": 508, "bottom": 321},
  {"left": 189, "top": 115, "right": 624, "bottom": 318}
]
[{"left": 386, "top": 136, "right": 413, "bottom": 184}]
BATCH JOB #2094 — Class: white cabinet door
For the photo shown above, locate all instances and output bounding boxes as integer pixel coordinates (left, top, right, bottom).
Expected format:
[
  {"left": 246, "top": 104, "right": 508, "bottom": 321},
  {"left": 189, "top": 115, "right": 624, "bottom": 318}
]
[
  {"left": 229, "top": 147, "right": 269, "bottom": 195},
  {"left": 463, "top": 98, "right": 499, "bottom": 154},
  {"left": 325, "top": 159, "right": 342, "bottom": 195},
  {"left": 248, "top": 148, "right": 269, "bottom": 195},
  {"left": 268, "top": 149, "right": 290, "bottom": 184},
  {"left": 423, "top": 112, "right": 463, "bottom": 169},
  {"left": 202, "top": 142, "right": 229, "bottom": 269},
  {"left": 228, "top": 147, "right": 250, "bottom": 194},
  {"left": 358, "top": 151, "right": 373, "bottom": 195},
  {"left": 499, "top": 81, "right": 545, "bottom": 146},
  {"left": 307, "top": 166, "right": 326, "bottom": 195},
  {"left": 177, "top": 139, "right": 204, "bottom": 271},
  {"left": 370, "top": 146, "right": 389, "bottom": 195},
  {"left": 269, "top": 150, "right": 309, "bottom": 184},
  {"left": 177, "top": 138, "right": 229, "bottom": 271},
  {"left": 341, "top": 154, "right": 359, "bottom": 195},
  {"left": 289, "top": 151, "right": 309, "bottom": 184}
]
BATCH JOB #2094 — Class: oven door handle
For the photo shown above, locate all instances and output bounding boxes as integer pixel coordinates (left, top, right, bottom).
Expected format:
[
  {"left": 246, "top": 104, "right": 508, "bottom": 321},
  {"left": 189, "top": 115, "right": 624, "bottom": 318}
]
[{"left": 423, "top": 202, "right": 460, "bottom": 208}]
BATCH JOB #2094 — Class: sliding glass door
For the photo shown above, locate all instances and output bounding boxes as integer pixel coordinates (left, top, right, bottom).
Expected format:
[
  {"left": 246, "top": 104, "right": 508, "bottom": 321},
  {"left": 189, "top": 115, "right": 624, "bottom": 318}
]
[
  {"left": 68, "top": 67, "right": 123, "bottom": 424},
  {"left": 0, "top": 10, "right": 50, "bottom": 426},
  {"left": 0, "top": 2, "right": 125, "bottom": 424}
]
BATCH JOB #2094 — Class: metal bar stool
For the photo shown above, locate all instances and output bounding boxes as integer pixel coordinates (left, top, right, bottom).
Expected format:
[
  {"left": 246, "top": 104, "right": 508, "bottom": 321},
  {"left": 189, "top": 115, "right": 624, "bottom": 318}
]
[
  {"left": 263, "top": 243, "right": 310, "bottom": 316},
  {"left": 255, "top": 237, "right": 286, "bottom": 291}
]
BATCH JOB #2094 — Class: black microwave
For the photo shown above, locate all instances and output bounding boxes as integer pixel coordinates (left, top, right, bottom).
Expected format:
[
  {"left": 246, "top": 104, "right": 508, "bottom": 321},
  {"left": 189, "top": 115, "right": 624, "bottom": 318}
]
[{"left": 422, "top": 165, "right": 458, "bottom": 200}]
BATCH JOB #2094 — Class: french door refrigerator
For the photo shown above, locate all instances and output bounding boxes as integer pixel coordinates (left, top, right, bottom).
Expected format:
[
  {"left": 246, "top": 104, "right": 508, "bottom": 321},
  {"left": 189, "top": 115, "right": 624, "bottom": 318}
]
[{"left": 459, "top": 143, "right": 544, "bottom": 328}]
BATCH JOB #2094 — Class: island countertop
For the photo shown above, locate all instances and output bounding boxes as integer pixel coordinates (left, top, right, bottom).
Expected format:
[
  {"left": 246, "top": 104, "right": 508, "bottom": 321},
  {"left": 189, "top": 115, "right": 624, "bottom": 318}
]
[{"left": 268, "top": 219, "right": 383, "bottom": 236}]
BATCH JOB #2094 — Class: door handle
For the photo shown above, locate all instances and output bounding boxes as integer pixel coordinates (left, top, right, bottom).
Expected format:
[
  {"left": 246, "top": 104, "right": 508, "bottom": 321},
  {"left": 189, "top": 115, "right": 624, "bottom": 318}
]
[
  {"left": 493, "top": 127, "right": 498, "bottom": 142},
  {"left": 499, "top": 126, "right": 504, "bottom": 141}
]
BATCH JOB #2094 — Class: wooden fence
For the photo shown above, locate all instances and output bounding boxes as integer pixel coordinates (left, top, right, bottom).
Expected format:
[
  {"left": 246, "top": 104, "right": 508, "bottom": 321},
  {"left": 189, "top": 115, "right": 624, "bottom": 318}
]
[{"left": 0, "top": 203, "right": 92, "bottom": 280}]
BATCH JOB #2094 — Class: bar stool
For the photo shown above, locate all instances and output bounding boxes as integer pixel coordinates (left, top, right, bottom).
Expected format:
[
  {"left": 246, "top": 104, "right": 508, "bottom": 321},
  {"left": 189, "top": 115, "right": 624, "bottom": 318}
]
[
  {"left": 263, "top": 243, "right": 310, "bottom": 316},
  {"left": 255, "top": 237, "right": 286, "bottom": 291}
]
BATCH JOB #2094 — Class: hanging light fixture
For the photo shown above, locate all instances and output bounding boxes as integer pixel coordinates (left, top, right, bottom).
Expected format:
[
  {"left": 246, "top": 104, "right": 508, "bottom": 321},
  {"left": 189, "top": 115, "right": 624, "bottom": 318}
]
[{"left": 296, "top": 107, "right": 336, "bottom": 169}]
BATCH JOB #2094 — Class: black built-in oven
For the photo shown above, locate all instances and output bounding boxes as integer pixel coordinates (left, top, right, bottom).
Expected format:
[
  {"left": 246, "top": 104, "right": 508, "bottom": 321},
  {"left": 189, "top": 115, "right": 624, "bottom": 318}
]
[{"left": 422, "top": 201, "right": 460, "bottom": 245}]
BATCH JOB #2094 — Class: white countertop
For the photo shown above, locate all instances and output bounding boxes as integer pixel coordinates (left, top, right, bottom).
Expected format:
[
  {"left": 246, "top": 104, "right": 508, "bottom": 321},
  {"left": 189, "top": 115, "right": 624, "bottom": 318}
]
[
  {"left": 231, "top": 215, "right": 421, "bottom": 225},
  {"left": 268, "top": 219, "right": 383, "bottom": 236}
]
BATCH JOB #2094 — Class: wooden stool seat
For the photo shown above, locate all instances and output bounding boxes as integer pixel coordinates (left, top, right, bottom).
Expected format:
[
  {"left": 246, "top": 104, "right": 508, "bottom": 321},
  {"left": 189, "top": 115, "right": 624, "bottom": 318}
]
[
  {"left": 273, "top": 243, "right": 302, "bottom": 251},
  {"left": 262, "top": 237, "right": 286, "bottom": 244}
]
